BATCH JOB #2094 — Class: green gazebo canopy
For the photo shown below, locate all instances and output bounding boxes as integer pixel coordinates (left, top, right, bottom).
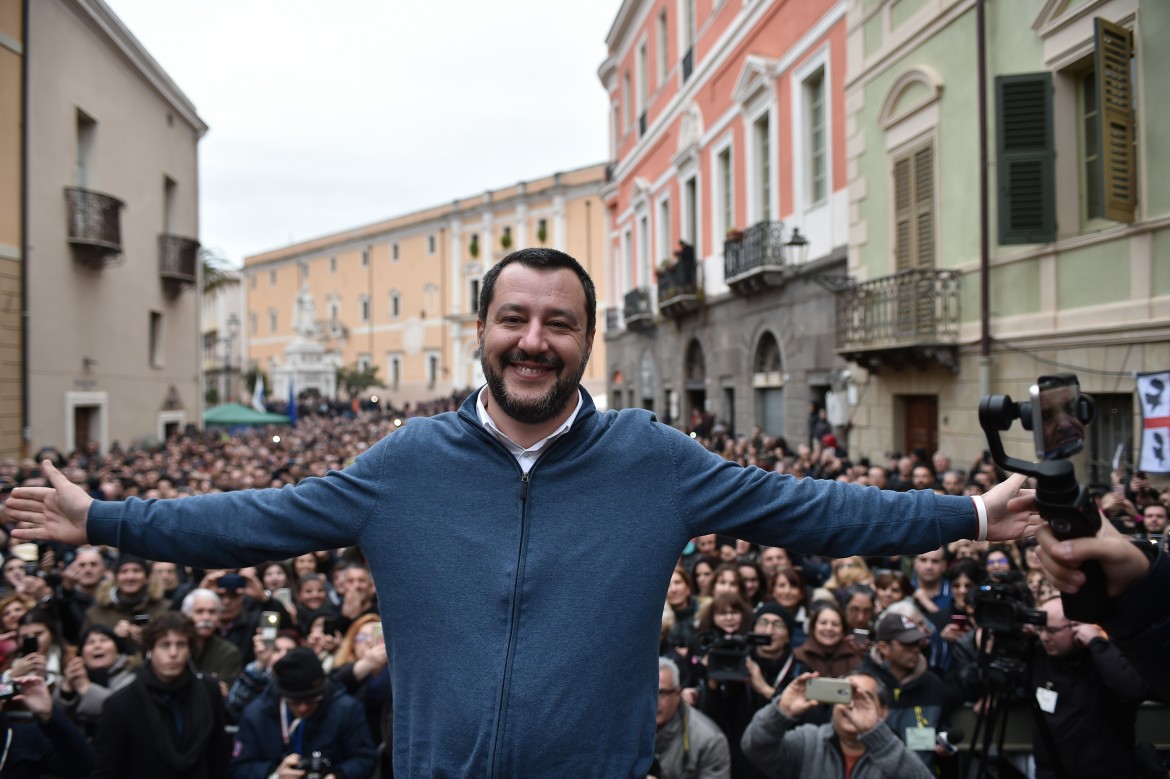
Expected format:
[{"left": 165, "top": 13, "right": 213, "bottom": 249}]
[{"left": 203, "top": 403, "right": 291, "bottom": 426}]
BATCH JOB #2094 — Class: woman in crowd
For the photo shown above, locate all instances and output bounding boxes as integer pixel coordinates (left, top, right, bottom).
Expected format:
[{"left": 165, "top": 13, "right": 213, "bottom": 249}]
[
  {"left": 982, "top": 545, "right": 1018, "bottom": 579},
  {"left": 6, "top": 608, "right": 70, "bottom": 689},
  {"left": 710, "top": 563, "right": 748, "bottom": 601},
  {"left": 0, "top": 593, "right": 34, "bottom": 671},
  {"left": 683, "top": 593, "right": 758, "bottom": 779},
  {"left": 690, "top": 556, "right": 719, "bottom": 599},
  {"left": 791, "top": 602, "right": 863, "bottom": 725},
  {"left": 663, "top": 565, "right": 701, "bottom": 657},
  {"left": 0, "top": 555, "right": 28, "bottom": 596},
  {"left": 737, "top": 560, "right": 767, "bottom": 610},
  {"left": 54, "top": 624, "right": 139, "bottom": 737},
  {"left": 91, "top": 611, "right": 230, "bottom": 778},
  {"left": 331, "top": 613, "right": 391, "bottom": 748},
  {"left": 295, "top": 572, "right": 337, "bottom": 627},
  {"left": 873, "top": 570, "right": 914, "bottom": 614},
  {"left": 811, "top": 555, "right": 873, "bottom": 604},
  {"left": 292, "top": 551, "right": 320, "bottom": 579},
  {"left": 258, "top": 560, "right": 296, "bottom": 595},
  {"left": 768, "top": 566, "right": 809, "bottom": 646},
  {"left": 306, "top": 613, "right": 343, "bottom": 673}
]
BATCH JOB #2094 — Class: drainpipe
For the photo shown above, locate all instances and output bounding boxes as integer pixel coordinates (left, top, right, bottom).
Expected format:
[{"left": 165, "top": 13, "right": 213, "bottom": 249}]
[
  {"left": 977, "top": 0, "right": 992, "bottom": 398},
  {"left": 20, "top": 0, "right": 30, "bottom": 457}
]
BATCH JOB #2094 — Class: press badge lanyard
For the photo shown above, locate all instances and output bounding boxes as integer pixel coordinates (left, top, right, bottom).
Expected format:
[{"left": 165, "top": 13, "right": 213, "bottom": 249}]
[{"left": 280, "top": 699, "right": 304, "bottom": 755}]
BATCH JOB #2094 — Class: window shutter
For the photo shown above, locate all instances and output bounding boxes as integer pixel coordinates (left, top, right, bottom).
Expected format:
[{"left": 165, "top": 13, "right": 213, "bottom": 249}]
[
  {"left": 996, "top": 73, "right": 1055, "bottom": 244},
  {"left": 913, "top": 146, "right": 935, "bottom": 268},
  {"left": 894, "top": 157, "right": 912, "bottom": 270},
  {"left": 1095, "top": 18, "right": 1136, "bottom": 223}
]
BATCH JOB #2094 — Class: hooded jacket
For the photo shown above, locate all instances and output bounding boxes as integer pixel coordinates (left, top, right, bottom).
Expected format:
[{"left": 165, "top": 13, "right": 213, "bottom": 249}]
[
  {"left": 88, "top": 388, "right": 980, "bottom": 778},
  {"left": 859, "top": 648, "right": 950, "bottom": 771},
  {"left": 80, "top": 579, "right": 171, "bottom": 638}
]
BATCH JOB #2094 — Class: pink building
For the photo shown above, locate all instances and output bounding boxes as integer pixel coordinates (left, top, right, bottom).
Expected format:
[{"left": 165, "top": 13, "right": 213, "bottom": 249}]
[{"left": 600, "top": 0, "right": 850, "bottom": 441}]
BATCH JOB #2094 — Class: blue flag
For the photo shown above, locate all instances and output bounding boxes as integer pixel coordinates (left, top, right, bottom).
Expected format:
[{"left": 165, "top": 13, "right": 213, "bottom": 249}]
[{"left": 287, "top": 379, "right": 298, "bottom": 426}]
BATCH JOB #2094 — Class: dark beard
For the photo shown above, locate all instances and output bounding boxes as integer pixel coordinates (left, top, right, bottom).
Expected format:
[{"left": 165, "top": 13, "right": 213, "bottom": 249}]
[{"left": 481, "top": 344, "right": 590, "bottom": 425}]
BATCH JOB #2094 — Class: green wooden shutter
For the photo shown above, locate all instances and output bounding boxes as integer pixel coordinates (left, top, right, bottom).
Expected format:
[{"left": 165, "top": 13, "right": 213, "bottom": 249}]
[
  {"left": 894, "top": 156, "right": 913, "bottom": 271},
  {"left": 1095, "top": 18, "right": 1136, "bottom": 223},
  {"left": 996, "top": 73, "right": 1055, "bottom": 244}
]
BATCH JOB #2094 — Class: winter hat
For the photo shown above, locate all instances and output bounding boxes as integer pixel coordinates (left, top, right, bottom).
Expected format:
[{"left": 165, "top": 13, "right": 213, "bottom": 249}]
[
  {"left": 78, "top": 623, "right": 126, "bottom": 655},
  {"left": 113, "top": 554, "right": 152, "bottom": 576},
  {"left": 754, "top": 602, "right": 796, "bottom": 636},
  {"left": 273, "top": 646, "right": 326, "bottom": 700}
]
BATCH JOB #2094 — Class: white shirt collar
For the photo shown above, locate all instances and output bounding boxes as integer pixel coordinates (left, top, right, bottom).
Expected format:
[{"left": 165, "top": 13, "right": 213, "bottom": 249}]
[{"left": 475, "top": 386, "right": 583, "bottom": 473}]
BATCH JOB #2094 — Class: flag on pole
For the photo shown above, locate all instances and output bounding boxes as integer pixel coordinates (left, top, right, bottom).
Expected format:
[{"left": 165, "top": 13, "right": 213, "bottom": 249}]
[
  {"left": 287, "top": 379, "right": 298, "bottom": 426},
  {"left": 251, "top": 375, "right": 266, "bottom": 413},
  {"left": 1137, "top": 371, "right": 1170, "bottom": 473}
]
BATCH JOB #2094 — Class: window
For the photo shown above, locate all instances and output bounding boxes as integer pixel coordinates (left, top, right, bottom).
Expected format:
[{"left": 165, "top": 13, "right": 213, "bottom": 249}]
[
  {"left": 536, "top": 219, "right": 547, "bottom": 244},
  {"left": 469, "top": 278, "right": 481, "bottom": 314},
  {"left": 680, "top": 0, "right": 696, "bottom": 83},
  {"left": 657, "top": 10, "right": 668, "bottom": 85},
  {"left": 683, "top": 176, "right": 698, "bottom": 246},
  {"left": 657, "top": 196, "right": 671, "bottom": 266},
  {"left": 392, "top": 242, "right": 399, "bottom": 261},
  {"left": 622, "top": 72, "right": 632, "bottom": 134},
  {"left": 387, "top": 354, "right": 402, "bottom": 390},
  {"left": 330, "top": 255, "right": 337, "bottom": 273},
  {"left": 76, "top": 109, "right": 96, "bottom": 188},
  {"left": 995, "top": 73, "right": 1055, "bottom": 244},
  {"left": 805, "top": 69, "right": 827, "bottom": 205},
  {"left": 622, "top": 229, "right": 633, "bottom": 290},
  {"left": 1085, "top": 19, "right": 1135, "bottom": 223},
  {"left": 752, "top": 113, "right": 772, "bottom": 220},
  {"left": 428, "top": 235, "right": 436, "bottom": 254},
  {"left": 268, "top": 309, "right": 277, "bottom": 333},
  {"left": 892, "top": 142, "right": 935, "bottom": 269},
  {"left": 637, "top": 42, "right": 649, "bottom": 134},
  {"left": 638, "top": 214, "right": 650, "bottom": 286},
  {"left": 389, "top": 290, "right": 401, "bottom": 319},
  {"left": 361, "top": 247, "right": 370, "bottom": 267},
  {"left": 426, "top": 351, "right": 440, "bottom": 389},
  {"left": 360, "top": 294, "right": 370, "bottom": 323},
  {"left": 329, "top": 300, "right": 340, "bottom": 322},
  {"left": 357, "top": 354, "right": 372, "bottom": 373},
  {"left": 149, "top": 311, "right": 163, "bottom": 367},
  {"left": 300, "top": 261, "right": 309, "bottom": 279},
  {"left": 424, "top": 284, "right": 439, "bottom": 317},
  {"left": 269, "top": 270, "right": 276, "bottom": 285},
  {"left": 163, "top": 176, "right": 176, "bottom": 233},
  {"left": 250, "top": 312, "right": 258, "bottom": 333},
  {"left": 716, "top": 146, "right": 734, "bottom": 235}
]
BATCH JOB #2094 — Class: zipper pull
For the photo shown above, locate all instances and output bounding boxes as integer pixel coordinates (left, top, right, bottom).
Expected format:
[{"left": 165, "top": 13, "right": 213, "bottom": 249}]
[{"left": 520, "top": 471, "right": 529, "bottom": 501}]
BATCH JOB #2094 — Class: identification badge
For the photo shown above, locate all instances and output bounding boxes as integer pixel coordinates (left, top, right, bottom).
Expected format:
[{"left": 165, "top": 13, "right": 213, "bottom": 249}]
[
  {"left": 905, "top": 726, "right": 936, "bottom": 750},
  {"left": 1036, "top": 687, "right": 1058, "bottom": 714}
]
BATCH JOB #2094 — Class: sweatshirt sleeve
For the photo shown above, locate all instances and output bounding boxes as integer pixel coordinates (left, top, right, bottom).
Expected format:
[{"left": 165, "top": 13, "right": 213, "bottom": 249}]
[{"left": 740, "top": 703, "right": 814, "bottom": 779}]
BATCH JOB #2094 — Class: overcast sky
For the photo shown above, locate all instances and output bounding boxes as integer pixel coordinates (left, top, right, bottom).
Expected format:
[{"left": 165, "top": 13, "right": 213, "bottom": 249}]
[{"left": 104, "top": 0, "right": 617, "bottom": 265}]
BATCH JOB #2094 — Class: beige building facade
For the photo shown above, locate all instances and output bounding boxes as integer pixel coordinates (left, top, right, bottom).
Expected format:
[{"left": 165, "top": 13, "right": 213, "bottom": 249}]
[
  {"left": 244, "top": 164, "right": 610, "bottom": 408},
  {"left": 12, "top": 0, "right": 207, "bottom": 454}
]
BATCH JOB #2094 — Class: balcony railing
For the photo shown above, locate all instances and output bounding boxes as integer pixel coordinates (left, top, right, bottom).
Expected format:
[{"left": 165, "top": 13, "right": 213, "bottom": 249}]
[
  {"left": 835, "top": 268, "right": 961, "bottom": 372},
  {"left": 66, "top": 187, "right": 124, "bottom": 267},
  {"left": 657, "top": 247, "right": 700, "bottom": 319},
  {"left": 682, "top": 48, "right": 694, "bottom": 83},
  {"left": 159, "top": 234, "right": 200, "bottom": 296},
  {"left": 724, "top": 220, "right": 788, "bottom": 294},
  {"left": 623, "top": 287, "right": 654, "bottom": 332}
]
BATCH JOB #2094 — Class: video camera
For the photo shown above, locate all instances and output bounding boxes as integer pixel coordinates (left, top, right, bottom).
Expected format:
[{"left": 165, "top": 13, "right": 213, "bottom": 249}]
[
  {"left": 980, "top": 373, "right": 1106, "bottom": 621},
  {"left": 696, "top": 632, "right": 770, "bottom": 681},
  {"left": 298, "top": 751, "right": 331, "bottom": 779}
]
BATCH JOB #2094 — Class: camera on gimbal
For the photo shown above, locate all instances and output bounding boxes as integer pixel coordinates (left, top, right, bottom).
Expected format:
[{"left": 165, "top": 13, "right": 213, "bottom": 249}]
[{"left": 696, "top": 632, "right": 770, "bottom": 681}]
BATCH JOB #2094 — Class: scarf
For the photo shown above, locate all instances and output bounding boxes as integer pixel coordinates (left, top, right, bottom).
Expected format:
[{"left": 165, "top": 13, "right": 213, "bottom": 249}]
[{"left": 133, "top": 663, "right": 216, "bottom": 774}]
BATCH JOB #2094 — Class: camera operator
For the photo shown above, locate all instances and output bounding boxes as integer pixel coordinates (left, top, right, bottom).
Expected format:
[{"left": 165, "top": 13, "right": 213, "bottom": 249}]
[
  {"left": 653, "top": 657, "right": 730, "bottom": 779},
  {"left": 1036, "top": 519, "right": 1170, "bottom": 701},
  {"left": 1028, "top": 596, "right": 1148, "bottom": 779},
  {"left": 859, "top": 613, "right": 953, "bottom": 773},
  {"left": 0, "top": 674, "right": 93, "bottom": 778},
  {"left": 231, "top": 646, "right": 375, "bottom": 779},
  {"left": 740, "top": 671, "right": 932, "bottom": 779}
]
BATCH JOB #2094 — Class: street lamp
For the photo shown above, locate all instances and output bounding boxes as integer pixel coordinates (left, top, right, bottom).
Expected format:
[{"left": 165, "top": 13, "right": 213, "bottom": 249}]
[
  {"left": 784, "top": 227, "right": 809, "bottom": 265},
  {"left": 224, "top": 313, "right": 240, "bottom": 403}
]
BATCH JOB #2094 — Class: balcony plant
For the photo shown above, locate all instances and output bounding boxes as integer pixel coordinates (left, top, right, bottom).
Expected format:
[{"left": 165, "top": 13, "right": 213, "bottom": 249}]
[
  {"left": 536, "top": 222, "right": 548, "bottom": 244},
  {"left": 469, "top": 235, "right": 479, "bottom": 258},
  {"left": 500, "top": 231, "right": 513, "bottom": 250}
]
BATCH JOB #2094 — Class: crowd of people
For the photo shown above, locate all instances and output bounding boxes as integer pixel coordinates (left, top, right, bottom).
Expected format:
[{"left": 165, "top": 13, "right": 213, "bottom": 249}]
[{"left": 0, "top": 395, "right": 1166, "bottom": 778}]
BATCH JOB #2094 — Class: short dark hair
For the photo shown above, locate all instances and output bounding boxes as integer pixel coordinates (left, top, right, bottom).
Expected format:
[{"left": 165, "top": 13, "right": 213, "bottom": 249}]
[
  {"left": 478, "top": 248, "right": 597, "bottom": 334},
  {"left": 844, "top": 669, "right": 891, "bottom": 709},
  {"left": 142, "top": 611, "right": 196, "bottom": 651}
]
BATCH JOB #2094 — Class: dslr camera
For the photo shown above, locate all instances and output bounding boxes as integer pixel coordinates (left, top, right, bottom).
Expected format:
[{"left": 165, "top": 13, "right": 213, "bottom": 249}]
[
  {"left": 298, "top": 751, "right": 331, "bottom": 779},
  {"left": 696, "top": 633, "right": 770, "bottom": 681}
]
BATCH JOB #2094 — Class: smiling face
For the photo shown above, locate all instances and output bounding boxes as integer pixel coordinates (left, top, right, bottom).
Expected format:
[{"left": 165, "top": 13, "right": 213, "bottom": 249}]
[
  {"left": 713, "top": 605, "right": 743, "bottom": 635},
  {"left": 476, "top": 263, "right": 594, "bottom": 436},
  {"left": 82, "top": 632, "right": 118, "bottom": 670},
  {"left": 812, "top": 608, "right": 844, "bottom": 648}
]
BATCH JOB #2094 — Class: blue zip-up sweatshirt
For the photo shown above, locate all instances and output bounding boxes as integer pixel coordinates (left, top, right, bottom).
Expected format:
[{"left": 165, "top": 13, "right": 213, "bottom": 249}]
[{"left": 87, "top": 387, "right": 978, "bottom": 778}]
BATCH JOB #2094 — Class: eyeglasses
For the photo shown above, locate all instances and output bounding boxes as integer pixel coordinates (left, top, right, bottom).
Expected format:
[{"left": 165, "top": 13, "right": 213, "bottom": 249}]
[
  {"left": 755, "top": 618, "right": 787, "bottom": 630},
  {"left": 1038, "top": 623, "right": 1072, "bottom": 635},
  {"left": 658, "top": 687, "right": 681, "bottom": 698}
]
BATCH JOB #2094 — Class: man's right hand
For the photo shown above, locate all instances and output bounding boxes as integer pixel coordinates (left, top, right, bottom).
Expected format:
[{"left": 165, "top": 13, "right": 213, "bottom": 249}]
[
  {"left": 275, "top": 752, "right": 306, "bottom": 779},
  {"left": 777, "top": 672, "right": 821, "bottom": 719},
  {"left": 1036, "top": 519, "right": 1150, "bottom": 598},
  {"left": 6, "top": 461, "right": 92, "bottom": 546}
]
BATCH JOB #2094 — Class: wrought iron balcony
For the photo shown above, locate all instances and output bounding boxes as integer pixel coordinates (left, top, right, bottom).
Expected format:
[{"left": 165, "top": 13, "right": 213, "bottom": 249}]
[
  {"left": 835, "top": 268, "right": 961, "bottom": 373},
  {"left": 623, "top": 287, "right": 655, "bottom": 332},
  {"left": 65, "top": 187, "right": 124, "bottom": 268},
  {"left": 657, "top": 245, "right": 701, "bottom": 320},
  {"left": 682, "top": 48, "right": 693, "bottom": 83},
  {"left": 159, "top": 234, "right": 200, "bottom": 296},
  {"left": 724, "top": 220, "right": 788, "bottom": 295}
]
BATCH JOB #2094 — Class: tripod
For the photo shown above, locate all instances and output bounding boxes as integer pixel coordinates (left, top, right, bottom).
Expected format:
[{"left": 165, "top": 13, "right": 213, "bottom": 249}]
[{"left": 965, "top": 632, "right": 1029, "bottom": 779}]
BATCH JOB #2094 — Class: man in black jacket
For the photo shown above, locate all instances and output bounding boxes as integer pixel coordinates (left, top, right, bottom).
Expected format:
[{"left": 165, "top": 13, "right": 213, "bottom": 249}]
[{"left": 1029, "top": 596, "right": 1147, "bottom": 779}]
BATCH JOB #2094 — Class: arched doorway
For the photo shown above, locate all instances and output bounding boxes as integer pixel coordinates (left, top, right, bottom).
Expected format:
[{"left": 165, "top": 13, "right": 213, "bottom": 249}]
[{"left": 753, "top": 332, "right": 784, "bottom": 437}]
